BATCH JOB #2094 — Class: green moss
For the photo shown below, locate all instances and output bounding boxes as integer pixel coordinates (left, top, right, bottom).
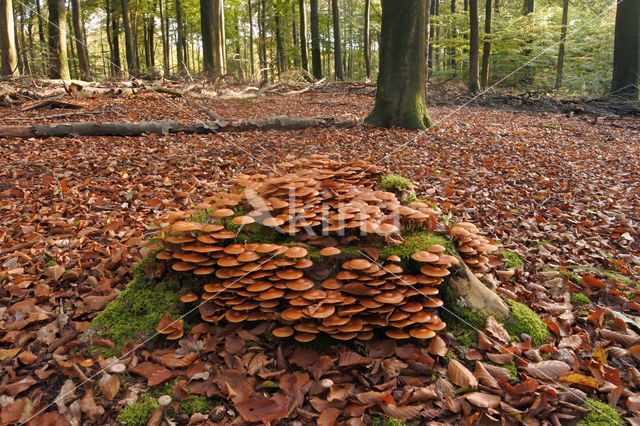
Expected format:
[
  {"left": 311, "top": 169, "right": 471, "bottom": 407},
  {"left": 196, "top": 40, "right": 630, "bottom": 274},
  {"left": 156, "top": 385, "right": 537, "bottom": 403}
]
[
  {"left": 378, "top": 174, "right": 417, "bottom": 202},
  {"left": 154, "top": 379, "right": 217, "bottom": 417},
  {"left": 379, "top": 174, "right": 413, "bottom": 191},
  {"left": 370, "top": 416, "right": 408, "bottom": 426},
  {"left": 502, "top": 251, "right": 524, "bottom": 269},
  {"left": 502, "top": 361, "right": 519, "bottom": 380},
  {"left": 571, "top": 293, "right": 591, "bottom": 306},
  {"left": 378, "top": 232, "right": 451, "bottom": 265},
  {"left": 578, "top": 398, "right": 624, "bottom": 426},
  {"left": 504, "top": 299, "right": 550, "bottom": 347},
  {"left": 90, "top": 258, "right": 184, "bottom": 353},
  {"left": 117, "top": 396, "right": 159, "bottom": 426},
  {"left": 440, "top": 285, "right": 487, "bottom": 346}
]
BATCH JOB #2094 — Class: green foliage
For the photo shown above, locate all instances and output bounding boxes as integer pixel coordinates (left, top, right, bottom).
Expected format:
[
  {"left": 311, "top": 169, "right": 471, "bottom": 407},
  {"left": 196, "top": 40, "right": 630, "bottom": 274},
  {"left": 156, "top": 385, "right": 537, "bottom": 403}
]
[
  {"left": 117, "top": 396, "right": 159, "bottom": 426},
  {"left": 502, "top": 251, "right": 524, "bottom": 269},
  {"left": 378, "top": 232, "right": 451, "bottom": 265},
  {"left": 154, "top": 379, "right": 216, "bottom": 417},
  {"left": 370, "top": 416, "right": 408, "bottom": 426},
  {"left": 578, "top": 398, "right": 624, "bottom": 426},
  {"left": 502, "top": 361, "right": 519, "bottom": 380},
  {"left": 504, "top": 299, "right": 550, "bottom": 347},
  {"left": 90, "top": 258, "right": 184, "bottom": 354},
  {"left": 379, "top": 174, "right": 414, "bottom": 191},
  {"left": 571, "top": 293, "right": 591, "bottom": 306}
]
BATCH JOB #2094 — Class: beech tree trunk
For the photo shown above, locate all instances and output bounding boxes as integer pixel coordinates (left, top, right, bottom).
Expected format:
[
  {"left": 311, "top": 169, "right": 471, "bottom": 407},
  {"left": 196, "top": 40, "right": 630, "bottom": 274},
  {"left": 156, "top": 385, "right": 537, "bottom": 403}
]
[
  {"left": 201, "top": 0, "right": 215, "bottom": 77},
  {"left": 363, "top": 0, "right": 370, "bottom": 80},
  {"left": 480, "top": 0, "right": 491, "bottom": 89},
  {"left": 259, "top": 0, "right": 268, "bottom": 81},
  {"left": 611, "top": 0, "right": 640, "bottom": 99},
  {"left": 175, "top": 0, "right": 187, "bottom": 75},
  {"left": 309, "top": 0, "right": 322, "bottom": 79},
  {"left": 275, "top": 12, "right": 285, "bottom": 75},
  {"left": 555, "top": 0, "right": 568, "bottom": 90},
  {"left": 298, "top": 0, "right": 308, "bottom": 72},
  {"left": 47, "top": 0, "right": 70, "bottom": 79},
  {"left": 121, "top": 0, "right": 137, "bottom": 76},
  {"left": 365, "top": 0, "right": 432, "bottom": 130},
  {"left": 158, "top": 0, "right": 169, "bottom": 77},
  {"left": 71, "top": 0, "right": 90, "bottom": 80},
  {"left": 248, "top": 0, "right": 254, "bottom": 76},
  {"left": 0, "top": 0, "right": 18, "bottom": 75},
  {"left": 331, "top": 0, "right": 342, "bottom": 80},
  {"left": 213, "top": 0, "right": 226, "bottom": 75},
  {"left": 468, "top": 0, "right": 479, "bottom": 93}
]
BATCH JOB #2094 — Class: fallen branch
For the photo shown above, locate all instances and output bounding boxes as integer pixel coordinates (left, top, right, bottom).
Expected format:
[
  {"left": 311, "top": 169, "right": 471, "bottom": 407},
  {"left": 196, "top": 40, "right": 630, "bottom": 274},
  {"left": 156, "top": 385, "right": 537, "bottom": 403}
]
[{"left": 0, "top": 116, "right": 359, "bottom": 139}]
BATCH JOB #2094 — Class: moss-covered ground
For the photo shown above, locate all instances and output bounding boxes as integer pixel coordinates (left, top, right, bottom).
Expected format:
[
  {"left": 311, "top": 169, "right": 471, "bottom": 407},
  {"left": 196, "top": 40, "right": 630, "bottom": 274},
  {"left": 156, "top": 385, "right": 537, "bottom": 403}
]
[
  {"left": 571, "top": 293, "right": 591, "bottom": 306},
  {"left": 578, "top": 398, "right": 624, "bottom": 426},
  {"left": 89, "top": 258, "right": 188, "bottom": 357},
  {"left": 504, "top": 299, "right": 550, "bottom": 347},
  {"left": 370, "top": 416, "right": 408, "bottom": 426}
]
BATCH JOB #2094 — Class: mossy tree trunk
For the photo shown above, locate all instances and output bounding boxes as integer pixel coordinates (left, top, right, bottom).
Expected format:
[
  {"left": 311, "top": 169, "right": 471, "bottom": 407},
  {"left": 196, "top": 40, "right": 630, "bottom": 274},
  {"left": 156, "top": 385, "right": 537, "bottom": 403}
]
[
  {"left": 365, "top": 0, "right": 433, "bottom": 130},
  {"left": 448, "top": 260, "right": 509, "bottom": 320},
  {"left": 47, "top": 0, "right": 70, "bottom": 79}
]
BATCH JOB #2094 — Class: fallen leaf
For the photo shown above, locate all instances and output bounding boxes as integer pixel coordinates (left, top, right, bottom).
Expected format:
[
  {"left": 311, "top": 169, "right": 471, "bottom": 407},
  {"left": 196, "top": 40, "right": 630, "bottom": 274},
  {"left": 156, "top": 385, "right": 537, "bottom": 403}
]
[
  {"left": 524, "top": 360, "right": 571, "bottom": 379},
  {"left": 464, "top": 392, "right": 501, "bottom": 408},
  {"left": 98, "top": 373, "right": 120, "bottom": 400},
  {"left": 448, "top": 359, "right": 478, "bottom": 388}
]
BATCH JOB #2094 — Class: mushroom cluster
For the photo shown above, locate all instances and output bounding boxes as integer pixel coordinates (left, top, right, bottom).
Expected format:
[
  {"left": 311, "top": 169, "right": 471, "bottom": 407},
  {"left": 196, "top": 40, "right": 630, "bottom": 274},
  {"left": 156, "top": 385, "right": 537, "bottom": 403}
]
[
  {"left": 153, "top": 156, "right": 489, "bottom": 342},
  {"left": 449, "top": 222, "right": 499, "bottom": 276}
]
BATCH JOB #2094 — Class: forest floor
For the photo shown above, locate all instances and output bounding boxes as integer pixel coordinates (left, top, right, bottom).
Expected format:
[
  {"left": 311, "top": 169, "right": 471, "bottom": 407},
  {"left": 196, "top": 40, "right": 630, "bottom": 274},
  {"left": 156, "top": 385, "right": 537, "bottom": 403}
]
[{"left": 0, "top": 83, "right": 639, "bottom": 425}]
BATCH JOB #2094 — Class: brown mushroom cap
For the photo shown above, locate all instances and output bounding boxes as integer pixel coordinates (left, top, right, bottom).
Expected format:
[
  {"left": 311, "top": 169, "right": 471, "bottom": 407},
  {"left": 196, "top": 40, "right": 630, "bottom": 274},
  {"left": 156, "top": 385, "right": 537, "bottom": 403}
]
[
  {"left": 304, "top": 304, "right": 336, "bottom": 319},
  {"left": 322, "top": 315, "right": 351, "bottom": 326},
  {"left": 166, "top": 329, "right": 184, "bottom": 340},
  {"left": 214, "top": 208, "right": 235, "bottom": 217},
  {"left": 256, "top": 243, "right": 281, "bottom": 253},
  {"left": 400, "top": 301, "right": 424, "bottom": 313},
  {"left": 201, "top": 224, "right": 225, "bottom": 232},
  {"left": 238, "top": 251, "right": 260, "bottom": 262},
  {"left": 426, "top": 319, "right": 446, "bottom": 330},
  {"left": 276, "top": 269, "right": 304, "bottom": 280},
  {"left": 284, "top": 246, "right": 308, "bottom": 259},
  {"left": 225, "top": 310, "right": 248, "bottom": 322},
  {"left": 385, "top": 329, "right": 410, "bottom": 339},
  {"left": 302, "top": 288, "right": 327, "bottom": 300},
  {"left": 386, "top": 255, "right": 402, "bottom": 263},
  {"left": 333, "top": 332, "right": 358, "bottom": 340},
  {"left": 357, "top": 331, "right": 375, "bottom": 341},
  {"left": 320, "top": 247, "right": 341, "bottom": 256},
  {"left": 427, "top": 244, "right": 446, "bottom": 253},
  {"left": 343, "top": 259, "right": 372, "bottom": 270},
  {"left": 374, "top": 291, "right": 404, "bottom": 305},
  {"left": 281, "top": 308, "right": 304, "bottom": 321},
  {"left": 294, "top": 333, "right": 316, "bottom": 342},
  {"left": 272, "top": 326, "right": 294, "bottom": 338},
  {"left": 409, "top": 327, "right": 436, "bottom": 339},
  {"left": 287, "top": 278, "right": 314, "bottom": 291},
  {"left": 231, "top": 215, "right": 255, "bottom": 225},
  {"left": 156, "top": 251, "right": 174, "bottom": 260},
  {"left": 423, "top": 298, "right": 444, "bottom": 308},
  {"left": 172, "top": 262, "right": 197, "bottom": 271},
  {"left": 246, "top": 281, "right": 273, "bottom": 292},
  {"left": 420, "top": 265, "right": 451, "bottom": 277},
  {"left": 258, "top": 288, "right": 286, "bottom": 300},
  {"left": 263, "top": 217, "right": 285, "bottom": 227},
  {"left": 294, "top": 322, "right": 319, "bottom": 334},
  {"left": 180, "top": 293, "right": 199, "bottom": 303},
  {"left": 321, "top": 278, "right": 342, "bottom": 290},
  {"left": 411, "top": 251, "right": 440, "bottom": 263},
  {"left": 171, "top": 221, "right": 203, "bottom": 232}
]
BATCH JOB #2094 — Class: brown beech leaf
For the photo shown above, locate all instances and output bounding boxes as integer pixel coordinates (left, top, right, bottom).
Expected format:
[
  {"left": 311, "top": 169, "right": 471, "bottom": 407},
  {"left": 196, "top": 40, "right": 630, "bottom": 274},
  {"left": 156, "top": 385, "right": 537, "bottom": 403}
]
[
  {"left": 79, "top": 390, "right": 104, "bottom": 420},
  {"left": 328, "top": 383, "right": 354, "bottom": 402},
  {"left": 338, "top": 350, "right": 372, "bottom": 367},
  {"left": 485, "top": 316, "right": 510, "bottom": 344},
  {"left": 98, "top": 373, "right": 120, "bottom": 400},
  {"left": 355, "top": 391, "right": 388, "bottom": 406},
  {"left": 558, "top": 335, "right": 582, "bottom": 351},
  {"left": 290, "top": 347, "right": 320, "bottom": 368},
  {"left": 466, "top": 349, "right": 483, "bottom": 361},
  {"left": 3, "top": 376, "right": 38, "bottom": 397},
  {"left": 513, "top": 378, "right": 539, "bottom": 394},
  {"left": 407, "top": 385, "right": 438, "bottom": 402},
  {"left": 448, "top": 359, "right": 478, "bottom": 388},
  {"left": 627, "top": 393, "right": 640, "bottom": 416},
  {"left": 382, "top": 358, "right": 408, "bottom": 381},
  {"left": 477, "top": 331, "right": 493, "bottom": 351},
  {"left": 1, "top": 397, "right": 33, "bottom": 424},
  {"left": 428, "top": 335, "right": 448, "bottom": 357},
  {"left": 146, "top": 406, "right": 164, "bottom": 426},
  {"left": 157, "top": 351, "right": 199, "bottom": 369},
  {"left": 17, "top": 351, "right": 38, "bottom": 365},
  {"left": 234, "top": 393, "right": 289, "bottom": 423},
  {"left": 464, "top": 392, "right": 501, "bottom": 408},
  {"left": 474, "top": 361, "right": 500, "bottom": 389},
  {"left": 381, "top": 403, "right": 423, "bottom": 419},
  {"left": 524, "top": 360, "right": 571, "bottom": 379},
  {"left": 173, "top": 379, "right": 190, "bottom": 401},
  {"left": 599, "top": 329, "right": 640, "bottom": 346},
  {"left": 486, "top": 352, "right": 514, "bottom": 364},
  {"left": 317, "top": 407, "right": 341, "bottom": 426}
]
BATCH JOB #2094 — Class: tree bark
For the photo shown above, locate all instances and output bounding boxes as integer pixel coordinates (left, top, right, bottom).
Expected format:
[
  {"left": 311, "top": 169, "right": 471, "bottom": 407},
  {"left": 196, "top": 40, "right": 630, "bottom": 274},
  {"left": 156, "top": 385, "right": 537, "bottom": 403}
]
[
  {"left": 109, "top": 0, "right": 122, "bottom": 77},
  {"left": 213, "top": 0, "right": 226, "bottom": 75},
  {"left": 611, "top": 0, "right": 640, "bottom": 99},
  {"left": 248, "top": 0, "right": 255, "bottom": 76},
  {"left": 275, "top": 12, "right": 285, "bottom": 76},
  {"left": 468, "top": 0, "right": 479, "bottom": 93},
  {"left": 0, "top": 0, "right": 18, "bottom": 75},
  {"left": 554, "top": 0, "right": 568, "bottom": 90},
  {"left": 71, "top": 0, "right": 90, "bottom": 80},
  {"left": 298, "top": 0, "right": 308, "bottom": 72},
  {"left": 158, "top": 0, "right": 169, "bottom": 77},
  {"left": 309, "top": 0, "right": 322, "bottom": 79},
  {"left": 365, "top": 0, "right": 432, "bottom": 130},
  {"left": 0, "top": 117, "right": 358, "bottom": 139},
  {"left": 175, "top": 0, "right": 187, "bottom": 75},
  {"left": 425, "top": 0, "right": 431, "bottom": 80},
  {"left": 363, "top": 0, "right": 370, "bottom": 80},
  {"left": 258, "top": 0, "right": 268, "bottom": 81},
  {"left": 331, "top": 0, "right": 342, "bottom": 80},
  {"left": 480, "top": 0, "right": 491, "bottom": 89},
  {"left": 47, "top": 0, "right": 70, "bottom": 79},
  {"left": 201, "top": 0, "right": 215, "bottom": 77},
  {"left": 448, "top": 261, "right": 510, "bottom": 319},
  {"left": 121, "top": 0, "right": 137, "bottom": 76}
]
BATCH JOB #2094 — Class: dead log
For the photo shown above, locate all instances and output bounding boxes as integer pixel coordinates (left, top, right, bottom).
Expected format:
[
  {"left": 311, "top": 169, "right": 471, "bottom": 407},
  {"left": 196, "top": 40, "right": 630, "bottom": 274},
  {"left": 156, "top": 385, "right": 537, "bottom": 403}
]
[{"left": 0, "top": 116, "right": 359, "bottom": 139}]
